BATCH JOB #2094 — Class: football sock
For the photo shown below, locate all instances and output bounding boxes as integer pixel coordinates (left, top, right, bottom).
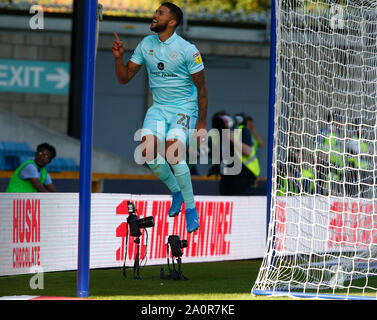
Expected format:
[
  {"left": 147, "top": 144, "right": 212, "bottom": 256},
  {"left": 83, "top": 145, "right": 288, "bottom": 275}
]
[
  {"left": 147, "top": 154, "right": 180, "bottom": 193},
  {"left": 171, "top": 160, "right": 195, "bottom": 210}
]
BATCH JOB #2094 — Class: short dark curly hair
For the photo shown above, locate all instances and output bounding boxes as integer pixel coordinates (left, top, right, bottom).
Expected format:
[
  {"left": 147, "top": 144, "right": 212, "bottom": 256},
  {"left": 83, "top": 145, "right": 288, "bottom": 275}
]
[
  {"left": 37, "top": 143, "right": 57, "bottom": 159},
  {"left": 161, "top": 2, "right": 183, "bottom": 27}
]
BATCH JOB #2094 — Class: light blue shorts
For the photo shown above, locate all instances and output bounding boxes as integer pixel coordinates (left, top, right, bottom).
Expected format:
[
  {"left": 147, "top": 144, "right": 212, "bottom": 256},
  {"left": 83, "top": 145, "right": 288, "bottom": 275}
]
[{"left": 141, "top": 103, "right": 198, "bottom": 146}]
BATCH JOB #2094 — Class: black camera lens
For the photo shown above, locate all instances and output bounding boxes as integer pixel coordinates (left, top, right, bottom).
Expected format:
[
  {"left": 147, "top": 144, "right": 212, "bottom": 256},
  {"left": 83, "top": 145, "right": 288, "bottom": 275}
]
[
  {"left": 180, "top": 240, "right": 188, "bottom": 249},
  {"left": 127, "top": 214, "right": 154, "bottom": 237},
  {"left": 138, "top": 216, "right": 155, "bottom": 229},
  {"left": 168, "top": 235, "right": 188, "bottom": 257}
]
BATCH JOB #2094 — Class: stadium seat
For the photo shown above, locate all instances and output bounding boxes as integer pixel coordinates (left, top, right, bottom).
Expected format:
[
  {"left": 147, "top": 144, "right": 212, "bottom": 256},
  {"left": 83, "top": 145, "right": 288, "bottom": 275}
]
[
  {"left": 0, "top": 141, "right": 34, "bottom": 156},
  {"left": 45, "top": 157, "right": 79, "bottom": 172},
  {"left": 0, "top": 143, "right": 5, "bottom": 169},
  {"left": 63, "top": 158, "right": 80, "bottom": 171},
  {"left": 0, "top": 154, "right": 7, "bottom": 170},
  {"left": 45, "top": 158, "right": 62, "bottom": 173},
  {"left": 17, "top": 155, "right": 34, "bottom": 165},
  {"left": 0, "top": 141, "right": 35, "bottom": 170},
  {"left": 0, "top": 142, "right": 80, "bottom": 172}
]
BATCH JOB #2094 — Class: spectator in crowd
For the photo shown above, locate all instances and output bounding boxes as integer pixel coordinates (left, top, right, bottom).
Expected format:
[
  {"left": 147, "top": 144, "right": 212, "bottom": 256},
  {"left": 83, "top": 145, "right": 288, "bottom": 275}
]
[
  {"left": 294, "top": 149, "right": 315, "bottom": 195},
  {"left": 206, "top": 110, "right": 230, "bottom": 178},
  {"left": 277, "top": 149, "right": 315, "bottom": 196},
  {"left": 208, "top": 111, "right": 261, "bottom": 195},
  {"left": 6, "top": 143, "right": 57, "bottom": 193},
  {"left": 245, "top": 115, "right": 265, "bottom": 149},
  {"left": 346, "top": 123, "right": 374, "bottom": 198},
  {"left": 316, "top": 112, "right": 345, "bottom": 196}
]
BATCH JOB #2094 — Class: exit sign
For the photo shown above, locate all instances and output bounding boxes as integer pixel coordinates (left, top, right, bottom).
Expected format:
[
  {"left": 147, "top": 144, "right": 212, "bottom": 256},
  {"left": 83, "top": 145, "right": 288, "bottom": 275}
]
[{"left": 0, "top": 59, "right": 70, "bottom": 95}]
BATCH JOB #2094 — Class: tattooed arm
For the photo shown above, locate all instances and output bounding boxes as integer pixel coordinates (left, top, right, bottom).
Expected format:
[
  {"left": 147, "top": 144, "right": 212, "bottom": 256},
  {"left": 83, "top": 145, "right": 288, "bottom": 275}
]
[
  {"left": 114, "top": 59, "right": 142, "bottom": 85},
  {"left": 112, "top": 32, "right": 142, "bottom": 84},
  {"left": 191, "top": 69, "right": 208, "bottom": 134}
]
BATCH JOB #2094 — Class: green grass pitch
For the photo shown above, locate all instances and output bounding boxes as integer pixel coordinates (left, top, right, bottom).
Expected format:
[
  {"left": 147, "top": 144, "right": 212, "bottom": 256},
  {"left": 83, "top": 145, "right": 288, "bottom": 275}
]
[
  {"left": 1, "top": 259, "right": 376, "bottom": 300},
  {"left": 0, "top": 259, "right": 278, "bottom": 300}
]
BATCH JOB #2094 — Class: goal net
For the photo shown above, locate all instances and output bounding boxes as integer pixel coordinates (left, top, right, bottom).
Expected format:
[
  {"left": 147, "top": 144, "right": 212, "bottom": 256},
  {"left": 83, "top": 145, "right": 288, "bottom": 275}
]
[{"left": 252, "top": 0, "right": 377, "bottom": 299}]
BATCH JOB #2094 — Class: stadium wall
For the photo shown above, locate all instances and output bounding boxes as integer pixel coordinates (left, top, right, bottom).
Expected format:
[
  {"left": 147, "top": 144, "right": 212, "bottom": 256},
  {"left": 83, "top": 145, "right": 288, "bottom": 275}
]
[
  {"left": 0, "top": 13, "right": 270, "bottom": 178},
  {"left": 0, "top": 28, "right": 71, "bottom": 133},
  {"left": 0, "top": 108, "right": 151, "bottom": 175},
  {"left": 0, "top": 13, "right": 269, "bottom": 136},
  {"left": 0, "top": 193, "right": 267, "bottom": 276}
]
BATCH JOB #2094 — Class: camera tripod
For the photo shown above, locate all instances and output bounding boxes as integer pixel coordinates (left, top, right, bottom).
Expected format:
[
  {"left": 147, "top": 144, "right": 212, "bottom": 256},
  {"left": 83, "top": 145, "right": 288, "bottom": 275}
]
[
  {"left": 123, "top": 201, "right": 154, "bottom": 280},
  {"left": 170, "top": 256, "right": 188, "bottom": 280},
  {"left": 123, "top": 234, "right": 145, "bottom": 280},
  {"left": 133, "top": 237, "right": 142, "bottom": 280},
  {"left": 160, "top": 242, "right": 188, "bottom": 281}
]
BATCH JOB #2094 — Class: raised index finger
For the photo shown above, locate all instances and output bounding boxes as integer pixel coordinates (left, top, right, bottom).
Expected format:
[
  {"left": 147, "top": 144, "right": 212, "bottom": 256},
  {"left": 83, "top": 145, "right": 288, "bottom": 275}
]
[{"left": 113, "top": 32, "right": 120, "bottom": 42}]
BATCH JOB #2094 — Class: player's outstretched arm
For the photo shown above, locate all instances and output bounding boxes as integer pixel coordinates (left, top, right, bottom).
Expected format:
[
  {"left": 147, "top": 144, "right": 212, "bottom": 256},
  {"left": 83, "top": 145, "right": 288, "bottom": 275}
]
[{"left": 112, "top": 32, "right": 142, "bottom": 84}]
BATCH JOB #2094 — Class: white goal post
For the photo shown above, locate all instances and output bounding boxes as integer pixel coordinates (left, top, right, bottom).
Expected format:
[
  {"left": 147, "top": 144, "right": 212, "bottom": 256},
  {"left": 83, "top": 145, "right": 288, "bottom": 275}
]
[{"left": 252, "top": 0, "right": 377, "bottom": 300}]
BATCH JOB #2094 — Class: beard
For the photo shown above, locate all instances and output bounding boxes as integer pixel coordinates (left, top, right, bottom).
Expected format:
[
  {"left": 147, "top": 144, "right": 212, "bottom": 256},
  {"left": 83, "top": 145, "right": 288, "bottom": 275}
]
[{"left": 150, "top": 21, "right": 169, "bottom": 33}]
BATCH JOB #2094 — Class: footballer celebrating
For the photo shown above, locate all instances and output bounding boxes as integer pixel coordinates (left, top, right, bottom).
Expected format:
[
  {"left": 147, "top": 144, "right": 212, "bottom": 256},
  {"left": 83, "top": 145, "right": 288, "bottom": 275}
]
[{"left": 112, "top": 2, "right": 208, "bottom": 233}]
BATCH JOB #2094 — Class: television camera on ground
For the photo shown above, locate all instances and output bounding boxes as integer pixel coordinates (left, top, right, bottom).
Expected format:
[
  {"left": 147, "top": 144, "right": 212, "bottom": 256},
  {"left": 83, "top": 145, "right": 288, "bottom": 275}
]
[
  {"left": 122, "top": 201, "right": 154, "bottom": 280},
  {"left": 160, "top": 235, "right": 189, "bottom": 281}
]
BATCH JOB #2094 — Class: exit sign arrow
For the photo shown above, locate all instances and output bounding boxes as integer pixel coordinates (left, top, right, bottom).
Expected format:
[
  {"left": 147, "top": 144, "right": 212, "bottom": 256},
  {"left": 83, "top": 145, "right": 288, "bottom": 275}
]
[{"left": 46, "top": 68, "right": 69, "bottom": 89}]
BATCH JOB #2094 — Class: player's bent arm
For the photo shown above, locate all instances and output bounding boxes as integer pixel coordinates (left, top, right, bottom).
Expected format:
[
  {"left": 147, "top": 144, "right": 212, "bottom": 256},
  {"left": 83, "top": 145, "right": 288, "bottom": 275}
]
[
  {"left": 254, "top": 133, "right": 265, "bottom": 148},
  {"left": 191, "top": 69, "right": 208, "bottom": 129},
  {"left": 29, "top": 178, "right": 49, "bottom": 192},
  {"left": 250, "top": 123, "right": 265, "bottom": 148},
  {"left": 114, "top": 59, "right": 142, "bottom": 85},
  {"left": 45, "top": 183, "right": 57, "bottom": 192},
  {"left": 239, "top": 141, "right": 253, "bottom": 157},
  {"left": 230, "top": 134, "right": 253, "bottom": 157}
]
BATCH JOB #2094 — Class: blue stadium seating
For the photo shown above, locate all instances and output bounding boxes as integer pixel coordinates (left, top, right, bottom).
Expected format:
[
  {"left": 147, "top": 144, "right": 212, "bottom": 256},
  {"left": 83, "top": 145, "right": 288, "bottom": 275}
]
[
  {"left": 0, "top": 141, "right": 34, "bottom": 157},
  {"left": 62, "top": 158, "right": 80, "bottom": 171},
  {"left": 45, "top": 158, "right": 62, "bottom": 172},
  {"left": 0, "top": 154, "right": 6, "bottom": 171},
  {"left": 0, "top": 141, "right": 34, "bottom": 170},
  {"left": 45, "top": 157, "right": 80, "bottom": 172},
  {"left": 0, "top": 141, "right": 79, "bottom": 172}
]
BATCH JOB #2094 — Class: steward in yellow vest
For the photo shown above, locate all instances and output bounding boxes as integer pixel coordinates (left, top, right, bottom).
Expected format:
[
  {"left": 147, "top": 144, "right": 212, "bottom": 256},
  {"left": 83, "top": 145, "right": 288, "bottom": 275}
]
[
  {"left": 234, "top": 124, "right": 261, "bottom": 178},
  {"left": 276, "top": 167, "right": 315, "bottom": 196},
  {"left": 6, "top": 143, "right": 57, "bottom": 193},
  {"left": 220, "top": 122, "right": 261, "bottom": 195}
]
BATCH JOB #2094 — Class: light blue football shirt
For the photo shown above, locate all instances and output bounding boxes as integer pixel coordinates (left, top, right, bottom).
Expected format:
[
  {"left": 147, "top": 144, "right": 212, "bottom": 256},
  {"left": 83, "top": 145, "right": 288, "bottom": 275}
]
[{"left": 130, "top": 32, "right": 204, "bottom": 106}]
